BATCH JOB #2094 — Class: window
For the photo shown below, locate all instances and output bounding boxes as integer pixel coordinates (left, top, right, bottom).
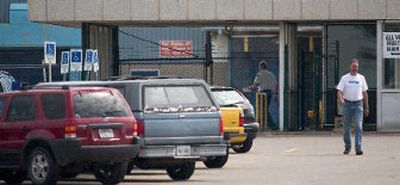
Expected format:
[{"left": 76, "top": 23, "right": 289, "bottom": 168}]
[
  {"left": 383, "top": 24, "right": 400, "bottom": 89},
  {"left": 327, "top": 24, "right": 377, "bottom": 89},
  {"left": 73, "top": 91, "right": 130, "bottom": 118},
  {"left": 144, "top": 86, "right": 214, "bottom": 111},
  {"left": 212, "top": 90, "right": 246, "bottom": 106},
  {"left": 7, "top": 95, "right": 36, "bottom": 122},
  {"left": 42, "top": 94, "right": 66, "bottom": 120}
]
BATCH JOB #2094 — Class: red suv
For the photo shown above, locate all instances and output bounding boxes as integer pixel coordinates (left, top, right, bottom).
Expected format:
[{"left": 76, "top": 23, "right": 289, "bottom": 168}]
[{"left": 0, "top": 87, "right": 139, "bottom": 185}]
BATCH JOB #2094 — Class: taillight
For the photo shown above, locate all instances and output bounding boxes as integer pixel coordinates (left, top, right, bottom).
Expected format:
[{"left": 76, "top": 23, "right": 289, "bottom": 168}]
[
  {"left": 65, "top": 121, "right": 77, "bottom": 139},
  {"left": 219, "top": 118, "right": 224, "bottom": 136},
  {"left": 136, "top": 120, "right": 144, "bottom": 137},
  {"left": 239, "top": 111, "right": 245, "bottom": 127},
  {"left": 133, "top": 120, "right": 138, "bottom": 136}
]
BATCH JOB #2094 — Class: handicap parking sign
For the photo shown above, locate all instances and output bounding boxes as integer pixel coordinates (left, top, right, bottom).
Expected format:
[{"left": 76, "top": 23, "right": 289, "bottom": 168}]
[
  {"left": 61, "top": 52, "right": 69, "bottom": 64},
  {"left": 70, "top": 49, "right": 82, "bottom": 72},
  {"left": 93, "top": 49, "right": 99, "bottom": 72},
  {"left": 84, "top": 49, "right": 94, "bottom": 71},
  {"left": 60, "top": 51, "right": 70, "bottom": 74},
  {"left": 44, "top": 41, "right": 56, "bottom": 64}
]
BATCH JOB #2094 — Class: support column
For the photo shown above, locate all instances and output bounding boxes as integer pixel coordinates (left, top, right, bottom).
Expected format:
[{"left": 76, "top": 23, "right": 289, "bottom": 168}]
[
  {"left": 279, "top": 23, "right": 298, "bottom": 131},
  {"left": 279, "top": 23, "right": 285, "bottom": 131},
  {"left": 376, "top": 20, "right": 383, "bottom": 132},
  {"left": 82, "top": 23, "right": 119, "bottom": 80}
]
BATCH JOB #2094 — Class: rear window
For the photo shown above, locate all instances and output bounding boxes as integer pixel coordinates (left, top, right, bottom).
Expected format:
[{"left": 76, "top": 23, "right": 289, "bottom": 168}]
[
  {"left": 41, "top": 94, "right": 66, "bottom": 120},
  {"left": 73, "top": 91, "right": 130, "bottom": 118},
  {"left": 144, "top": 85, "right": 216, "bottom": 113},
  {"left": 212, "top": 90, "right": 246, "bottom": 106}
]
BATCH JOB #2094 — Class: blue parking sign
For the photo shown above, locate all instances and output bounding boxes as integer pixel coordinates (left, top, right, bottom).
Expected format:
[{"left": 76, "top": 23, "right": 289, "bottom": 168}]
[
  {"left": 44, "top": 41, "right": 56, "bottom": 64},
  {"left": 60, "top": 51, "right": 70, "bottom": 74},
  {"left": 71, "top": 51, "right": 81, "bottom": 63},
  {"left": 46, "top": 44, "right": 55, "bottom": 55},
  {"left": 84, "top": 49, "right": 93, "bottom": 71},
  {"left": 61, "top": 52, "right": 69, "bottom": 64},
  {"left": 70, "top": 49, "right": 82, "bottom": 72},
  {"left": 93, "top": 49, "right": 99, "bottom": 72}
]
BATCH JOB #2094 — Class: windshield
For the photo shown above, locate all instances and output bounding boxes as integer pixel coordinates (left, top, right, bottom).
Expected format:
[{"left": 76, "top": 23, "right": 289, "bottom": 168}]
[
  {"left": 212, "top": 90, "right": 246, "bottom": 106},
  {"left": 73, "top": 91, "right": 130, "bottom": 118},
  {"left": 144, "top": 85, "right": 216, "bottom": 113}
]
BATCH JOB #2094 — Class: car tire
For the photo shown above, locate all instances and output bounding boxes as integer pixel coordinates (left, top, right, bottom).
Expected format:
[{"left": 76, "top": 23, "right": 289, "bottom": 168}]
[
  {"left": 93, "top": 162, "right": 128, "bottom": 185},
  {"left": 232, "top": 139, "right": 253, "bottom": 153},
  {"left": 27, "top": 147, "right": 59, "bottom": 185},
  {"left": 126, "top": 161, "right": 135, "bottom": 175},
  {"left": 166, "top": 161, "right": 195, "bottom": 181},
  {"left": 203, "top": 151, "right": 229, "bottom": 169},
  {"left": 3, "top": 170, "right": 26, "bottom": 185}
]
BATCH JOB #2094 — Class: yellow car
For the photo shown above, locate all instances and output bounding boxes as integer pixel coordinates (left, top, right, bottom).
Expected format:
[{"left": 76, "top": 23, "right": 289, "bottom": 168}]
[
  {"left": 211, "top": 87, "right": 247, "bottom": 149},
  {"left": 220, "top": 107, "right": 247, "bottom": 144}
]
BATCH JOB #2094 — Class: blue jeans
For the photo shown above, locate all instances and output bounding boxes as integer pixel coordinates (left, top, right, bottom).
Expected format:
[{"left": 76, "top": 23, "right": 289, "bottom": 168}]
[{"left": 342, "top": 100, "right": 363, "bottom": 151}]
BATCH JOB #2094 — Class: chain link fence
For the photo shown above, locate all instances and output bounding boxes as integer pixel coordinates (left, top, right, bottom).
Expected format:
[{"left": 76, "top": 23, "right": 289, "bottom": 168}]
[{"left": 119, "top": 60, "right": 230, "bottom": 87}]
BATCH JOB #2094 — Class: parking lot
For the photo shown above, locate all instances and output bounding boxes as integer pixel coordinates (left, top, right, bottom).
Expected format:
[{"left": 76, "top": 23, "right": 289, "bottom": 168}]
[{"left": 3, "top": 134, "right": 399, "bottom": 185}]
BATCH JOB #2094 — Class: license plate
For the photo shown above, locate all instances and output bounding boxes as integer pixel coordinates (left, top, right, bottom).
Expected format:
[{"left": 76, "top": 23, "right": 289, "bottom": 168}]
[
  {"left": 99, "top": 129, "right": 114, "bottom": 138},
  {"left": 176, "top": 145, "right": 191, "bottom": 156}
]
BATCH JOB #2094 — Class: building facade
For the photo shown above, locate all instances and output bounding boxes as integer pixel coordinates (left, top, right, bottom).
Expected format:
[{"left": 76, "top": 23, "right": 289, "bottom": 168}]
[
  {"left": 28, "top": 0, "right": 400, "bottom": 132},
  {"left": 0, "top": 1, "right": 81, "bottom": 85}
]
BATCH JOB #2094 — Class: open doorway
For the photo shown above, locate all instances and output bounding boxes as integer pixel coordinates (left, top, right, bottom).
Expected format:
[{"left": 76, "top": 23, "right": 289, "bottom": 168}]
[
  {"left": 230, "top": 34, "right": 280, "bottom": 130},
  {"left": 325, "top": 24, "right": 377, "bottom": 130},
  {"left": 297, "top": 28, "right": 323, "bottom": 130}
]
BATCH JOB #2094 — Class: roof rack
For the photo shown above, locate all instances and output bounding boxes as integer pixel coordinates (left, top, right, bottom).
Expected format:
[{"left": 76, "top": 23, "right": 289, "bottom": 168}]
[
  {"left": 34, "top": 85, "right": 71, "bottom": 90},
  {"left": 104, "top": 75, "right": 183, "bottom": 81}
]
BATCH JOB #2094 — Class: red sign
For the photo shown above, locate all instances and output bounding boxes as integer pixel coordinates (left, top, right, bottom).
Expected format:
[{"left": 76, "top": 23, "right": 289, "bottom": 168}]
[{"left": 160, "top": 40, "right": 193, "bottom": 57}]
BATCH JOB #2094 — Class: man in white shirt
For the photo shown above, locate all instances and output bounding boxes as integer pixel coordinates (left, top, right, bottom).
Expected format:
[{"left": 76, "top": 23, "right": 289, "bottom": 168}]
[
  {"left": 248, "top": 61, "right": 278, "bottom": 130},
  {"left": 337, "top": 59, "right": 369, "bottom": 155}
]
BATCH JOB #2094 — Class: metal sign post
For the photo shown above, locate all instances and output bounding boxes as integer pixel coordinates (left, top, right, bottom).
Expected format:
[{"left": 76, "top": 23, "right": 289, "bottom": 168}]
[
  {"left": 42, "top": 60, "right": 47, "bottom": 82},
  {"left": 48, "top": 62, "right": 52, "bottom": 82},
  {"left": 44, "top": 41, "right": 56, "bottom": 82}
]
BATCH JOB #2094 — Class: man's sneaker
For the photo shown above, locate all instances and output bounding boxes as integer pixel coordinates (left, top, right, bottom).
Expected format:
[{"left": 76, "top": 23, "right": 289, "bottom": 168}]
[
  {"left": 343, "top": 148, "right": 351, "bottom": 155},
  {"left": 356, "top": 150, "right": 363, "bottom": 155}
]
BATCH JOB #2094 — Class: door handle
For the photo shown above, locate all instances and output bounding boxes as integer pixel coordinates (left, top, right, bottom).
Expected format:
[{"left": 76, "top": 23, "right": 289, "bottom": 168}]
[{"left": 178, "top": 115, "right": 186, "bottom": 119}]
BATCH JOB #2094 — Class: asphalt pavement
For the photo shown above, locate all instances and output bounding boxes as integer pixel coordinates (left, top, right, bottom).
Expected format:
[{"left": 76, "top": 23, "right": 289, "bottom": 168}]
[{"left": 3, "top": 133, "right": 400, "bottom": 185}]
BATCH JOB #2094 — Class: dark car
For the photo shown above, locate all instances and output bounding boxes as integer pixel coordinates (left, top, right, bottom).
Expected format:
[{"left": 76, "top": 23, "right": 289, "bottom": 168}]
[
  {"left": 211, "top": 87, "right": 259, "bottom": 153},
  {"left": 0, "top": 87, "right": 140, "bottom": 185},
  {"left": 36, "top": 78, "right": 228, "bottom": 180}
]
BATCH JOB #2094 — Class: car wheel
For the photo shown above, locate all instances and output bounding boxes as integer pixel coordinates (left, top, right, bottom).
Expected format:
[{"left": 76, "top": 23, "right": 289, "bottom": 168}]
[
  {"left": 27, "top": 147, "right": 59, "bottom": 185},
  {"left": 203, "top": 149, "right": 229, "bottom": 169},
  {"left": 3, "top": 170, "right": 26, "bottom": 185},
  {"left": 166, "top": 161, "right": 195, "bottom": 181},
  {"left": 126, "top": 161, "right": 135, "bottom": 175},
  {"left": 232, "top": 139, "right": 253, "bottom": 153},
  {"left": 93, "top": 162, "right": 128, "bottom": 185}
]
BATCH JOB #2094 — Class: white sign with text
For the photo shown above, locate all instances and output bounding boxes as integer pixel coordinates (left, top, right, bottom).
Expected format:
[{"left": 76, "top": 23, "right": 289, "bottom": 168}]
[{"left": 384, "top": 32, "right": 400, "bottom": 59}]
